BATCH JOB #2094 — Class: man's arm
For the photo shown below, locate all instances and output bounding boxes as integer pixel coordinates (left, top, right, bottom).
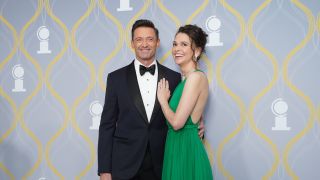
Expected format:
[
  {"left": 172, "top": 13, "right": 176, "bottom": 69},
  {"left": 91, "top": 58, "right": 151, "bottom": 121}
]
[
  {"left": 198, "top": 117, "right": 205, "bottom": 139},
  {"left": 98, "top": 74, "right": 118, "bottom": 176}
]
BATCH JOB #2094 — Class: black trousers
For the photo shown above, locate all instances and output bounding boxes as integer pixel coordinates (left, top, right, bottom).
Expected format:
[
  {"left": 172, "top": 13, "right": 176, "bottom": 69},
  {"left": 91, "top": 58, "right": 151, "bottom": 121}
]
[{"left": 114, "top": 144, "right": 159, "bottom": 180}]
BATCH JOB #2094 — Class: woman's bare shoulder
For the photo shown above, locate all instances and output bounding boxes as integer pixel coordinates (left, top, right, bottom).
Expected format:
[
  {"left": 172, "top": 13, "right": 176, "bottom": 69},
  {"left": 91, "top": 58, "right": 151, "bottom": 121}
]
[{"left": 186, "top": 71, "right": 208, "bottom": 84}]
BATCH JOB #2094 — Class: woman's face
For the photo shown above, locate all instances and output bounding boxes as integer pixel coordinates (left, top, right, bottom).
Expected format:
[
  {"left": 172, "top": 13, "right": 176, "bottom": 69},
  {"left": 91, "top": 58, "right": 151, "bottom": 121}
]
[{"left": 172, "top": 33, "right": 195, "bottom": 65}]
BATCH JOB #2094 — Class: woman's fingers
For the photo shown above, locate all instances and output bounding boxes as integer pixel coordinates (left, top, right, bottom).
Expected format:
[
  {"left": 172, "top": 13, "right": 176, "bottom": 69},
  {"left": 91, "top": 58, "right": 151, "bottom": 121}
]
[
  {"left": 165, "top": 80, "right": 169, "bottom": 89},
  {"left": 158, "top": 78, "right": 169, "bottom": 90},
  {"left": 158, "top": 79, "right": 163, "bottom": 89}
]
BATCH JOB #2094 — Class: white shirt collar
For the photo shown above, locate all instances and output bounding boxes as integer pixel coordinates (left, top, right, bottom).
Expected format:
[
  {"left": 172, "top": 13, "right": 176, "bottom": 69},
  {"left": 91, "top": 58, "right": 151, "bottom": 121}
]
[
  {"left": 134, "top": 58, "right": 157, "bottom": 76},
  {"left": 134, "top": 58, "right": 157, "bottom": 68}
]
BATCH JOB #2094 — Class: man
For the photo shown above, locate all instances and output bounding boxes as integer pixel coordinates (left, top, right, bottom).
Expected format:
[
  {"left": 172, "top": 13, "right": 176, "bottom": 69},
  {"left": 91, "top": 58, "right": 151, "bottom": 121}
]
[{"left": 98, "top": 19, "right": 203, "bottom": 180}]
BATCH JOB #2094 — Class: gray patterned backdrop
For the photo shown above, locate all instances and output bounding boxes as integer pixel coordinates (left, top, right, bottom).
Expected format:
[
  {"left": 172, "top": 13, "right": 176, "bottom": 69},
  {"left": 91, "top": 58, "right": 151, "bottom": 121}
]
[{"left": 1, "top": 0, "right": 320, "bottom": 179}]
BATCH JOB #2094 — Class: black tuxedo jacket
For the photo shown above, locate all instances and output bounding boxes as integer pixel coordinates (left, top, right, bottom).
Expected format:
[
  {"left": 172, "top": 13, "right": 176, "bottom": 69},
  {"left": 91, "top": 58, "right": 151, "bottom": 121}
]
[{"left": 98, "top": 61, "right": 181, "bottom": 179}]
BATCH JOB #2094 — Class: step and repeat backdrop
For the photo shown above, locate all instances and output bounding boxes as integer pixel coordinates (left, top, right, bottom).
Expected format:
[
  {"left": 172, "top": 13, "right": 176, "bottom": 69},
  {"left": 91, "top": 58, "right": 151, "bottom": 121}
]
[{"left": 1, "top": 0, "right": 320, "bottom": 179}]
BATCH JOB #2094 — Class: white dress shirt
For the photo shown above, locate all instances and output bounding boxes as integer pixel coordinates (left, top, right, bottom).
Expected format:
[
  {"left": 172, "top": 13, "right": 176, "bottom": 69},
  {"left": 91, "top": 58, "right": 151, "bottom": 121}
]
[{"left": 134, "top": 59, "right": 158, "bottom": 122}]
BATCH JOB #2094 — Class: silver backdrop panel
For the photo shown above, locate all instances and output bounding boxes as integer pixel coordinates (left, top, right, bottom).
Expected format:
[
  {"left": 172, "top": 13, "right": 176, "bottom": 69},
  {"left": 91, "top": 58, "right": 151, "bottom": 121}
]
[{"left": 0, "top": 0, "right": 320, "bottom": 179}]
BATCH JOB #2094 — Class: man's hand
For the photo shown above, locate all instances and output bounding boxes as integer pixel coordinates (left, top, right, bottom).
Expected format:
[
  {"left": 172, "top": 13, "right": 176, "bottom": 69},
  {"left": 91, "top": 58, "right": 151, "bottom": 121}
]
[
  {"left": 100, "top": 173, "right": 112, "bottom": 180},
  {"left": 198, "top": 116, "right": 205, "bottom": 139}
]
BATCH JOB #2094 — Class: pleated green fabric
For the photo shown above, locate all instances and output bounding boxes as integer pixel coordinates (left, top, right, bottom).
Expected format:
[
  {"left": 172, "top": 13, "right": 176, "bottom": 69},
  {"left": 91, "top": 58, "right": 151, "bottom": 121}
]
[{"left": 162, "top": 74, "right": 213, "bottom": 180}]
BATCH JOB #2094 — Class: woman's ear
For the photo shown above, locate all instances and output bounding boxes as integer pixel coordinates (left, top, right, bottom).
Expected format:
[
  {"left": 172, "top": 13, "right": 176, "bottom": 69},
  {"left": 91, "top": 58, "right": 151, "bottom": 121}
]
[{"left": 195, "top": 47, "right": 202, "bottom": 59}]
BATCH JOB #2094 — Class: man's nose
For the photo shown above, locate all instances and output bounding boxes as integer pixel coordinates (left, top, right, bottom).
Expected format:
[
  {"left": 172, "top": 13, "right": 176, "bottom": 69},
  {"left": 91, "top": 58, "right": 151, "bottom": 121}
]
[{"left": 141, "top": 39, "right": 149, "bottom": 46}]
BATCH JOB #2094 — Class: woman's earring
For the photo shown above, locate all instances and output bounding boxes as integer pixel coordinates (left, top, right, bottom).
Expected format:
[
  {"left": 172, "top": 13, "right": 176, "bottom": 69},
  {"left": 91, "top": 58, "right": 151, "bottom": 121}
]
[{"left": 193, "top": 56, "right": 198, "bottom": 62}]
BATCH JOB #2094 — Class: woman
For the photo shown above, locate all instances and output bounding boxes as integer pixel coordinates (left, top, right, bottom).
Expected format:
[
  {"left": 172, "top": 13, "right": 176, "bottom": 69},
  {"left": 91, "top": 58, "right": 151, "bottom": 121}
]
[{"left": 157, "top": 24, "right": 213, "bottom": 180}]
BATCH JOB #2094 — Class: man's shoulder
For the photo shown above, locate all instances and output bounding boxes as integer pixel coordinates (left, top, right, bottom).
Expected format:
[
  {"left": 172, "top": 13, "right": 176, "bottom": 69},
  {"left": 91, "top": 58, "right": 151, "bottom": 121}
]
[
  {"left": 108, "top": 62, "right": 133, "bottom": 77},
  {"left": 158, "top": 63, "right": 180, "bottom": 76},
  {"left": 109, "top": 66, "right": 126, "bottom": 75}
]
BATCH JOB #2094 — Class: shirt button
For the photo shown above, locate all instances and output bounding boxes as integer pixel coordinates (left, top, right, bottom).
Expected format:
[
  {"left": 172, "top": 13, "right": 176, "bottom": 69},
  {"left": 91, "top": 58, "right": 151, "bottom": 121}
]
[
  {"left": 147, "top": 79, "right": 149, "bottom": 81},
  {"left": 147, "top": 104, "right": 149, "bottom": 106},
  {"left": 147, "top": 91, "right": 149, "bottom": 93}
]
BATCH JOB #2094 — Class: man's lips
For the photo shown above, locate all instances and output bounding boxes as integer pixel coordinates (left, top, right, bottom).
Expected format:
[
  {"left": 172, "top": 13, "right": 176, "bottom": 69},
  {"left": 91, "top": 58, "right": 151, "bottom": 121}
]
[{"left": 140, "top": 48, "right": 150, "bottom": 51}]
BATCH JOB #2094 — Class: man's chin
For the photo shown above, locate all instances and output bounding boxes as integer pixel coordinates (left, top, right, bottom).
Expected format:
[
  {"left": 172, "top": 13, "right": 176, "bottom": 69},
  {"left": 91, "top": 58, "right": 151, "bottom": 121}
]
[{"left": 138, "top": 56, "right": 154, "bottom": 61}]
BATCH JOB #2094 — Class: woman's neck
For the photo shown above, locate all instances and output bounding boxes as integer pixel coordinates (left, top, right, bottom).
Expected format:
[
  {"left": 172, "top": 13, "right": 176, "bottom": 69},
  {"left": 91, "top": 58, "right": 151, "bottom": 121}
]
[{"left": 181, "top": 63, "right": 197, "bottom": 78}]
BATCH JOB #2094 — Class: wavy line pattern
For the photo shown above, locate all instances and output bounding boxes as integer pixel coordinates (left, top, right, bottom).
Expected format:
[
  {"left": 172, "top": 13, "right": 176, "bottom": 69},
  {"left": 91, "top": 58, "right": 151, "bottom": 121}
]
[
  {"left": 0, "top": 163, "right": 14, "bottom": 180},
  {"left": 318, "top": 13, "right": 320, "bottom": 126},
  {"left": 156, "top": 0, "right": 181, "bottom": 28},
  {"left": 156, "top": 0, "right": 181, "bottom": 64},
  {"left": 157, "top": 0, "right": 210, "bottom": 66},
  {"left": 0, "top": 15, "right": 18, "bottom": 70},
  {"left": 318, "top": 106, "right": 320, "bottom": 127},
  {"left": 42, "top": 0, "right": 70, "bottom": 178},
  {"left": 247, "top": 0, "right": 281, "bottom": 179},
  {"left": 318, "top": 12, "right": 320, "bottom": 35},
  {"left": 18, "top": 0, "right": 44, "bottom": 179},
  {"left": 282, "top": 1, "right": 316, "bottom": 179},
  {"left": 215, "top": 0, "right": 246, "bottom": 179},
  {"left": 97, "top": 0, "right": 124, "bottom": 92},
  {"left": 70, "top": 0, "right": 96, "bottom": 178},
  {"left": 0, "top": 14, "right": 19, "bottom": 146},
  {"left": 0, "top": 15, "right": 18, "bottom": 180},
  {"left": 186, "top": 0, "right": 209, "bottom": 24},
  {"left": 1, "top": 1, "right": 319, "bottom": 179}
]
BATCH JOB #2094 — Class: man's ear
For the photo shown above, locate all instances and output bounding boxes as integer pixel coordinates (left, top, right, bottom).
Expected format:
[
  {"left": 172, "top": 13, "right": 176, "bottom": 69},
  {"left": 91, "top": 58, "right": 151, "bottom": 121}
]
[{"left": 156, "top": 38, "right": 160, "bottom": 48}]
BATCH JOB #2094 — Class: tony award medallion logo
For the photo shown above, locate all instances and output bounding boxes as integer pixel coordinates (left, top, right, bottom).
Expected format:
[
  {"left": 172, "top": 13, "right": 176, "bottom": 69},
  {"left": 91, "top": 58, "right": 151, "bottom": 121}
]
[
  {"left": 206, "top": 16, "right": 223, "bottom": 47},
  {"left": 117, "top": 0, "right": 133, "bottom": 11},
  {"left": 12, "top": 64, "right": 26, "bottom": 92},
  {"left": 89, "top": 101, "right": 103, "bottom": 130},
  {"left": 271, "top": 98, "right": 290, "bottom": 131},
  {"left": 37, "top": 26, "right": 51, "bottom": 54}
]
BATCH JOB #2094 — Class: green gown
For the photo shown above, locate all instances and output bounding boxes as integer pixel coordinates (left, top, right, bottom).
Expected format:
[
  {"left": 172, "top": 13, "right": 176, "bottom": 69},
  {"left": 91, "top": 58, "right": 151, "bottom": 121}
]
[{"left": 162, "top": 73, "right": 213, "bottom": 180}]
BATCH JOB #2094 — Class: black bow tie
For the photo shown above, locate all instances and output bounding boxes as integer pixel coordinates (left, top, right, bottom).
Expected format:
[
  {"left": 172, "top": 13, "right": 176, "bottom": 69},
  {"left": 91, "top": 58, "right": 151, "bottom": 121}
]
[{"left": 139, "top": 64, "right": 156, "bottom": 76}]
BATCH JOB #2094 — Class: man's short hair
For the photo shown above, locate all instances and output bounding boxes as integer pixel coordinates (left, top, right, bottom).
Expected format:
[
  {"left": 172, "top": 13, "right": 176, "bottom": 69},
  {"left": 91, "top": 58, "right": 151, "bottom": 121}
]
[{"left": 131, "top": 19, "right": 159, "bottom": 40}]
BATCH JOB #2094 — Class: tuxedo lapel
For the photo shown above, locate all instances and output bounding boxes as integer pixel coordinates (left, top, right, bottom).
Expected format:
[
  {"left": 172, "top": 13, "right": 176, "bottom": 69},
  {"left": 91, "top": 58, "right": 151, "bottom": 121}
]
[
  {"left": 149, "top": 62, "right": 165, "bottom": 124},
  {"left": 127, "top": 61, "right": 148, "bottom": 124}
]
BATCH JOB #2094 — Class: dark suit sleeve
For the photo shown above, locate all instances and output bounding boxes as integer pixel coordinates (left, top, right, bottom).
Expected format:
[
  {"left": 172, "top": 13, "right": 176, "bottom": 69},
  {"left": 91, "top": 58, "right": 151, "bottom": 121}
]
[{"left": 98, "top": 73, "right": 118, "bottom": 175}]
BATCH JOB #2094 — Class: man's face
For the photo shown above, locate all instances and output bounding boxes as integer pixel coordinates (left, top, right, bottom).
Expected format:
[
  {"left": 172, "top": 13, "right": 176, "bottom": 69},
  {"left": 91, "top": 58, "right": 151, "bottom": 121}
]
[{"left": 131, "top": 27, "right": 160, "bottom": 64}]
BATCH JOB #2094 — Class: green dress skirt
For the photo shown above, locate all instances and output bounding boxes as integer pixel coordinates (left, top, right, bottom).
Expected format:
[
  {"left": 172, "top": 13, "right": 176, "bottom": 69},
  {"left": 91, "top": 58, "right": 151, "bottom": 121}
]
[{"left": 162, "top": 76, "right": 213, "bottom": 180}]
